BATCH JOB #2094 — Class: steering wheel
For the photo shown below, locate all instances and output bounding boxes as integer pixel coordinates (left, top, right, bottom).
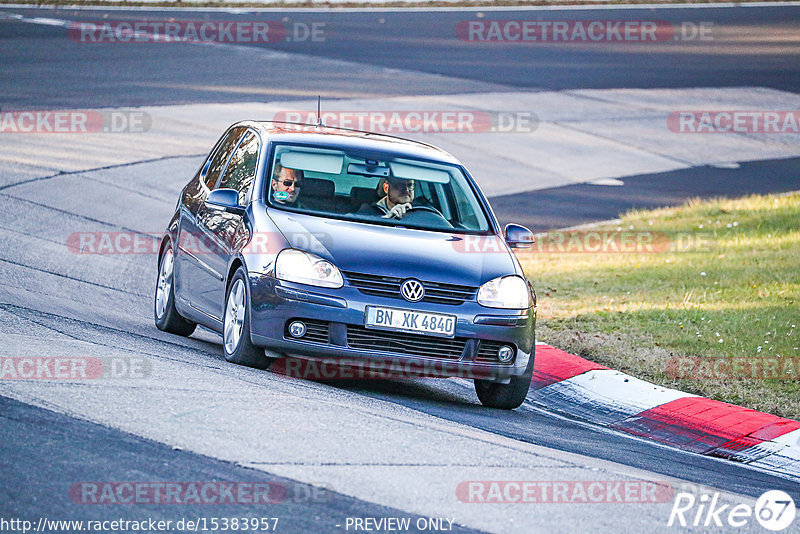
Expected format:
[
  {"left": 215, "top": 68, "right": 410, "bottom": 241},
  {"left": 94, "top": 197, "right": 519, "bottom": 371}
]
[{"left": 402, "top": 205, "right": 453, "bottom": 228}]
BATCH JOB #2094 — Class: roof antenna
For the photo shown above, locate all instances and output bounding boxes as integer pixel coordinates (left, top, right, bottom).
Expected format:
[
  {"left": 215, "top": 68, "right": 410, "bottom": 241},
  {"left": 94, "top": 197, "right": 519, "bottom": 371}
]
[{"left": 316, "top": 96, "right": 323, "bottom": 127}]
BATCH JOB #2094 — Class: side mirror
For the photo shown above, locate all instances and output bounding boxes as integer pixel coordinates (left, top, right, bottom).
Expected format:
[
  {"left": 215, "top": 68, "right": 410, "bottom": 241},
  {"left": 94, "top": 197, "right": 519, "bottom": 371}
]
[
  {"left": 206, "top": 188, "right": 246, "bottom": 216},
  {"left": 504, "top": 223, "right": 534, "bottom": 249}
]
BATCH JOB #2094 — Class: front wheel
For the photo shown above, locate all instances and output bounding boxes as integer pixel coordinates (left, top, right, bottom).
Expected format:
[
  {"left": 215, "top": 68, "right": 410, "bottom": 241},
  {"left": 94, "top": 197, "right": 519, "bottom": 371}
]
[
  {"left": 474, "top": 345, "right": 534, "bottom": 409},
  {"left": 223, "top": 268, "right": 269, "bottom": 369},
  {"left": 154, "top": 245, "right": 196, "bottom": 337}
]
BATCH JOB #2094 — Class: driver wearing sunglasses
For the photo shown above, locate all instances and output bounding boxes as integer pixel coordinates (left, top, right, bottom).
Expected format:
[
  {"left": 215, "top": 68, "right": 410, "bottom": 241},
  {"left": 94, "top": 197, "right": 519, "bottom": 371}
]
[
  {"left": 271, "top": 162, "right": 304, "bottom": 207},
  {"left": 357, "top": 177, "right": 415, "bottom": 219}
]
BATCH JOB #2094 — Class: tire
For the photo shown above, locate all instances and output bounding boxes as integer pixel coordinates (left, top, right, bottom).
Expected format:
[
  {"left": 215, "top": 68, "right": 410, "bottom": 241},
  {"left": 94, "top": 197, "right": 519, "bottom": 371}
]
[
  {"left": 223, "top": 267, "right": 269, "bottom": 369},
  {"left": 154, "top": 244, "right": 197, "bottom": 337},
  {"left": 474, "top": 344, "right": 535, "bottom": 410}
]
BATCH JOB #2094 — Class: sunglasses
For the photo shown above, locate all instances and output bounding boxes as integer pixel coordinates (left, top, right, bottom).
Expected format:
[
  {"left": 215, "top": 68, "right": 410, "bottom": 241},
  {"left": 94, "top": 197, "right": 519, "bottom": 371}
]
[
  {"left": 388, "top": 181, "right": 414, "bottom": 190},
  {"left": 277, "top": 180, "right": 302, "bottom": 188}
]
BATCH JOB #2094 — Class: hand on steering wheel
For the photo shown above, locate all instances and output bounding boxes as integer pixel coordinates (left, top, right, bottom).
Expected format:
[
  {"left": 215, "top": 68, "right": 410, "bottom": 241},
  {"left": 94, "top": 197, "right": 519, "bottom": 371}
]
[{"left": 382, "top": 203, "right": 413, "bottom": 219}]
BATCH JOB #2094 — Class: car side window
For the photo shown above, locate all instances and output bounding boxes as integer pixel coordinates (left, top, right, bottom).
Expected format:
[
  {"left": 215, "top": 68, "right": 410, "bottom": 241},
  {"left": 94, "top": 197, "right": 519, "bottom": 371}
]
[
  {"left": 217, "top": 130, "right": 259, "bottom": 205},
  {"left": 203, "top": 127, "right": 247, "bottom": 190}
]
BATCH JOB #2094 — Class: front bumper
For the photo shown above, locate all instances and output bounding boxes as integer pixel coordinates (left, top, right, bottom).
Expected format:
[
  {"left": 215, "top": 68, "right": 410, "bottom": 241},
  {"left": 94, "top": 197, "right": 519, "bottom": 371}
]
[{"left": 247, "top": 273, "right": 536, "bottom": 382}]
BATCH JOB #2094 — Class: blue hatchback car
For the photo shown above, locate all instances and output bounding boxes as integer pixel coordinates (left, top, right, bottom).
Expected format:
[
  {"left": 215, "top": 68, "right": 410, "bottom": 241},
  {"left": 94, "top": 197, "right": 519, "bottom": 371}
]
[{"left": 155, "top": 121, "right": 537, "bottom": 409}]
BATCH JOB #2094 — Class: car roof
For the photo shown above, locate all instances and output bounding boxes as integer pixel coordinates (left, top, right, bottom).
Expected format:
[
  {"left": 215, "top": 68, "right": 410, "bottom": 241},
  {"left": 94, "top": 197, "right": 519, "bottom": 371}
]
[{"left": 240, "top": 121, "right": 462, "bottom": 166}]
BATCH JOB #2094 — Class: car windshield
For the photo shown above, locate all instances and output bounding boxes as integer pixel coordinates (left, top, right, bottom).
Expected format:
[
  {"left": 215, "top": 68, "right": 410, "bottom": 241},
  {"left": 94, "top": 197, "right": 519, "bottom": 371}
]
[{"left": 265, "top": 143, "right": 492, "bottom": 233}]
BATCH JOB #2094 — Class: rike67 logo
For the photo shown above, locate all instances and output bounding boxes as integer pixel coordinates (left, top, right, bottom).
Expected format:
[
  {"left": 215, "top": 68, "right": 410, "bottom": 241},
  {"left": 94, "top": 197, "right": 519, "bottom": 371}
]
[{"left": 668, "top": 490, "right": 796, "bottom": 531}]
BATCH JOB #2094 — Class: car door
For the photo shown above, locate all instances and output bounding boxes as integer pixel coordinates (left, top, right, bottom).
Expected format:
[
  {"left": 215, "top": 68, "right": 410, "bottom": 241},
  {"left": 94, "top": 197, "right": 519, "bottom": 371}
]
[
  {"left": 194, "top": 129, "right": 261, "bottom": 318},
  {"left": 177, "top": 126, "right": 246, "bottom": 322}
]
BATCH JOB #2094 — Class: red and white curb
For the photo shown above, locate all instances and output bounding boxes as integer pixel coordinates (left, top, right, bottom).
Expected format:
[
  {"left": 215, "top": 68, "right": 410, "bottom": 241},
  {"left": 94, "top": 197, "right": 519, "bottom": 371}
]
[{"left": 530, "top": 343, "right": 800, "bottom": 480}]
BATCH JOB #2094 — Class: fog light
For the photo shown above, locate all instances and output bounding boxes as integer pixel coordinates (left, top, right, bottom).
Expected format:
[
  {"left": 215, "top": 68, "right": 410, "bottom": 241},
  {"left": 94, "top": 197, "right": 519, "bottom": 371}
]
[
  {"left": 289, "top": 321, "right": 306, "bottom": 338},
  {"left": 497, "top": 346, "right": 514, "bottom": 363}
]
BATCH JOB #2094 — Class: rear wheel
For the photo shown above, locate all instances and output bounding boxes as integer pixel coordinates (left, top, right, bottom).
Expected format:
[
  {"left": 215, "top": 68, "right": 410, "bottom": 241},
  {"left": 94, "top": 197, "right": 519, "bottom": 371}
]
[
  {"left": 223, "top": 268, "right": 269, "bottom": 369},
  {"left": 154, "top": 245, "right": 196, "bottom": 337},
  {"left": 474, "top": 344, "right": 534, "bottom": 409}
]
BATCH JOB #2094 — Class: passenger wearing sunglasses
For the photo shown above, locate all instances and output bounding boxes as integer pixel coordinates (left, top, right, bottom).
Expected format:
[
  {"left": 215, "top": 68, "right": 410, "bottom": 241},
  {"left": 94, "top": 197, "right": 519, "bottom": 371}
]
[{"left": 271, "top": 162, "right": 304, "bottom": 207}]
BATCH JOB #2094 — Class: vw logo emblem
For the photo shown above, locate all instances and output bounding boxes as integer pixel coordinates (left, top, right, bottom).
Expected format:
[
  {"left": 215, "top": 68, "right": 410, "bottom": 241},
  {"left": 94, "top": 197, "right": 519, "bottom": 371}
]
[{"left": 401, "top": 279, "right": 425, "bottom": 302}]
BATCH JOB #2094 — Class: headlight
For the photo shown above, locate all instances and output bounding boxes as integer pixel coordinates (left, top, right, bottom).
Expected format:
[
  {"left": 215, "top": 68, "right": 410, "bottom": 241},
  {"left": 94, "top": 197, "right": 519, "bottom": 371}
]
[
  {"left": 477, "top": 275, "right": 529, "bottom": 309},
  {"left": 275, "top": 249, "right": 343, "bottom": 288}
]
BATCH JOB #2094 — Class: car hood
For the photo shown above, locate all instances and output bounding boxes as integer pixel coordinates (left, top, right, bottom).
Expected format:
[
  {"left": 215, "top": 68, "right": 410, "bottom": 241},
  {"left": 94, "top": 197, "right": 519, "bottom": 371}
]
[{"left": 268, "top": 210, "right": 519, "bottom": 285}]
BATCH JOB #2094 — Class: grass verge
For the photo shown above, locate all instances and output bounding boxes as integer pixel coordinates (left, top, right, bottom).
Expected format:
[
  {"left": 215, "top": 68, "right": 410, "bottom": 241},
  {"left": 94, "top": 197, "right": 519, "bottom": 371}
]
[{"left": 518, "top": 192, "right": 800, "bottom": 420}]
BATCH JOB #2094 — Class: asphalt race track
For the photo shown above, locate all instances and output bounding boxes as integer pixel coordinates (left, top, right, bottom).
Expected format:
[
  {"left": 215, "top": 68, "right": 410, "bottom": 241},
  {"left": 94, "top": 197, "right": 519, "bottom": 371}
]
[
  {"left": 1, "top": 3, "right": 799, "bottom": 533},
  {"left": 2, "top": 5, "right": 800, "bottom": 108}
]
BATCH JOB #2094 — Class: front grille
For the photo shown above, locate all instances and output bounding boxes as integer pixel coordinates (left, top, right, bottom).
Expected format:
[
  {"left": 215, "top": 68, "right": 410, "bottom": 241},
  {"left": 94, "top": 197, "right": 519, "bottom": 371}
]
[
  {"left": 343, "top": 271, "right": 477, "bottom": 306},
  {"left": 346, "top": 325, "right": 466, "bottom": 360},
  {"left": 476, "top": 340, "right": 515, "bottom": 363},
  {"left": 285, "top": 319, "right": 330, "bottom": 344}
]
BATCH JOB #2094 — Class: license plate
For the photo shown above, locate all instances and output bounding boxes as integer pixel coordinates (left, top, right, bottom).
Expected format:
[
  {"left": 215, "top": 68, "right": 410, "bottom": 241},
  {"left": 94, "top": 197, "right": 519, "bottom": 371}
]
[{"left": 365, "top": 306, "right": 456, "bottom": 338}]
